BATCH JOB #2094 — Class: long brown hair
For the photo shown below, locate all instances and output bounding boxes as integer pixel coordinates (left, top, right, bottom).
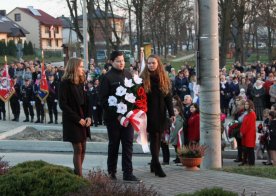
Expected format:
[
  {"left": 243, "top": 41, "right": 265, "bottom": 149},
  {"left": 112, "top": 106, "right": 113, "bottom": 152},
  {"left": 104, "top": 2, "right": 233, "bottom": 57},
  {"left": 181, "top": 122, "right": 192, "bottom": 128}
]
[
  {"left": 62, "top": 58, "right": 85, "bottom": 84},
  {"left": 140, "top": 54, "right": 171, "bottom": 95}
]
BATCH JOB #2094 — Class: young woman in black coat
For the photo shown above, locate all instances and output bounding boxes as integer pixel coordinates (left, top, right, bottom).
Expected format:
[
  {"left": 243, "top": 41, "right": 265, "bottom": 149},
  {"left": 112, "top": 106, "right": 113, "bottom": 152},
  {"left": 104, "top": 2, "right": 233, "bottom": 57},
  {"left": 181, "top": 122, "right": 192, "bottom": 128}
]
[
  {"left": 141, "top": 54, "right": 175, "bottom": 177},
  {"left": 59, "top": 58, "right": 92, "bottom": 176}
]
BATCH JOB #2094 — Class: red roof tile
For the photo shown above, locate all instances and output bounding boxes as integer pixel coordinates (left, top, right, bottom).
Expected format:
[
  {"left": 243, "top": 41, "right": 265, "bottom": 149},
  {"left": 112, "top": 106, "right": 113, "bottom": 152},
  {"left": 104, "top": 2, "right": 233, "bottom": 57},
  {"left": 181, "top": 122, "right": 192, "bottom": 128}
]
[{"left": 18, "top": 7, "right": 62, "bottom": 26}]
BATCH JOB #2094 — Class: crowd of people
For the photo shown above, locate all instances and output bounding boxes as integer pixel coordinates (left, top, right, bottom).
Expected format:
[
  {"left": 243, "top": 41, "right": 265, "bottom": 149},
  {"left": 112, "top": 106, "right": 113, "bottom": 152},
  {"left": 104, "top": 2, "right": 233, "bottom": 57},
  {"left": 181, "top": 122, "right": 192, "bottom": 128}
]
[{"left": 1, "top": 53, "right": 276, "bottom": 180}]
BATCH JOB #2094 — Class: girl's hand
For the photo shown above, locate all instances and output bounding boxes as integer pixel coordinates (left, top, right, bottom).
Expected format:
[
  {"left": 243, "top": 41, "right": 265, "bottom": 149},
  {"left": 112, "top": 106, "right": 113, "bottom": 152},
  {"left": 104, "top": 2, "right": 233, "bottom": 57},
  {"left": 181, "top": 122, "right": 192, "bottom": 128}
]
[
  {"left": 170, "top": 116, "right": 176, "bottom": 124},
  {"left": 79, "top": 119, "right": 86, "bottom": 127},
  {"left": 85, "top": 118, "right": 92, "bottom": 127}
]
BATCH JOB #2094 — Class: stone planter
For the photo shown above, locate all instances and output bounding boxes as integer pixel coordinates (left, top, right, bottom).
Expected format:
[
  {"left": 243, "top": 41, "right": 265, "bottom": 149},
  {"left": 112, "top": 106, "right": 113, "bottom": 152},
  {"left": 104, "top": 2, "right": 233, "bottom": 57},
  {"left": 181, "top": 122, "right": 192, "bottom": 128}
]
[{"left": 180, "top": 157, "right": 202, "bottom": 171}]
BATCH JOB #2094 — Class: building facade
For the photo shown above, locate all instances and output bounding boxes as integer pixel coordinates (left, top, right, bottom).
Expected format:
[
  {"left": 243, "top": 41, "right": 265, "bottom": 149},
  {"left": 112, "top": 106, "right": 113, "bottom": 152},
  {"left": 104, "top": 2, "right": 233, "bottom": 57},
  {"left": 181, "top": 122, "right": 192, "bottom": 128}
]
[{"left": 7, "top": 6, "right": 63, "bottom": 50}]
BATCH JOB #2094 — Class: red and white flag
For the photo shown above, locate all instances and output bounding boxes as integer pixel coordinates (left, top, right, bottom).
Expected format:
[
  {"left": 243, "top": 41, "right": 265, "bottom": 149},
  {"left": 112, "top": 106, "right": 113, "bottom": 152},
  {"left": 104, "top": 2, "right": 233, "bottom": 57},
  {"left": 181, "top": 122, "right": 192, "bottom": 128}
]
[
  {"left": 139, "top": 47, "right": 145, "bottom": 76},
  {"left": 38, "top": 61, "right": 49, "bottom": 101},
  {"left": 0, "top": 64, "right": 15, "bottom": 102}
]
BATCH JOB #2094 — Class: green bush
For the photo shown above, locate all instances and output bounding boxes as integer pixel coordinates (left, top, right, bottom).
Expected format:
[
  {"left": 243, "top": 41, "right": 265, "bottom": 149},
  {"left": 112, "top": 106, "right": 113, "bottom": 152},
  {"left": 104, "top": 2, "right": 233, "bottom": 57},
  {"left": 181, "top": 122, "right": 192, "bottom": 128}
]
[
  {"left": 0, "top": 160, "right": 89, "bottom": 196},
  {"left": 177, "top": 187, "right": 238, "bottom": 196}
]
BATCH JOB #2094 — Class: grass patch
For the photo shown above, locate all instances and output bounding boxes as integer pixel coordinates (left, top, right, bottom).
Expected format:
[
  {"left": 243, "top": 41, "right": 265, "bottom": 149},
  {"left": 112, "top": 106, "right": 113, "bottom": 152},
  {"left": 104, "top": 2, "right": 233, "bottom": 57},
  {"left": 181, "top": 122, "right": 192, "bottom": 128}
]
[{"left": 222, "top": 166, "right": 276, "bottom": 180}]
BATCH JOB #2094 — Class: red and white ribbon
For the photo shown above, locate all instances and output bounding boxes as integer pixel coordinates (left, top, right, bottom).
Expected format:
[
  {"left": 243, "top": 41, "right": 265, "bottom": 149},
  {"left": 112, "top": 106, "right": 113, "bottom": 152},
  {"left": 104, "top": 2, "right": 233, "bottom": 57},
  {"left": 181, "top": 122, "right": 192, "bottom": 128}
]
[
  {"left": 120, "top": 116, "right": 129, "bottom": 127},
  {"left": 126, "top": 109, "right": 150, "bottom": 153},
  {"left": 177, "top": 127, "right": 183, "bottom": 150}
]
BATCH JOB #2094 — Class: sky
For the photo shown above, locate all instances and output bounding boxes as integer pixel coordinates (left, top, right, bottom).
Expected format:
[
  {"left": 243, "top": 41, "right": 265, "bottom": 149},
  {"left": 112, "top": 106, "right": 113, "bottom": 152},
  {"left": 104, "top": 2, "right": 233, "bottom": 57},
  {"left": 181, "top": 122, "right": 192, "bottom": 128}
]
[{"left": 1, "top": 0, "right": 70, "bottom": 17}]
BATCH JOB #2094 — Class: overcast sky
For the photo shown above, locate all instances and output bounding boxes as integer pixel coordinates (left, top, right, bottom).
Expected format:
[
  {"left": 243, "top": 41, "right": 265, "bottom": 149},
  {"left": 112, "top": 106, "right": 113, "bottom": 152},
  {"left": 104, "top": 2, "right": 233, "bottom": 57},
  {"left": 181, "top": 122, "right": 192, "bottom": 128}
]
[{"left": 1, "top": 0, "right": 70, "bottom": 17}]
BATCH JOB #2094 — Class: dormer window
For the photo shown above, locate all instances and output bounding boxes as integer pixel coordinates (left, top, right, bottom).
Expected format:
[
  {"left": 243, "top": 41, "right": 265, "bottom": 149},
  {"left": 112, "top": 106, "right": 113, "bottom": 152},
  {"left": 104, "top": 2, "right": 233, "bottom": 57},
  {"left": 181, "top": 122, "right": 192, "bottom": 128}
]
[{"left": 14, "top": 13, "right": 21, "bottom": 21}]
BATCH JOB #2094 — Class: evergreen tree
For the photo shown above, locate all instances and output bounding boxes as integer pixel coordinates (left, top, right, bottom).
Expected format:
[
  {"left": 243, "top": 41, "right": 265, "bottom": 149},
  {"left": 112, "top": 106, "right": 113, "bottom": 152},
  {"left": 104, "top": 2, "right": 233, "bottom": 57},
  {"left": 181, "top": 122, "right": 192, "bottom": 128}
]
[
  {"left": 28, "top": 41, "right": 34, "bottom": 55},
  {"left": 0, "top": 41, "right": 7, "bottom": 55},
  {"left": 23, "top": 41, "right": 28, "bottom": 55},
  {"left": 7, "top": 40, "right": 17, "bottom": 56}
]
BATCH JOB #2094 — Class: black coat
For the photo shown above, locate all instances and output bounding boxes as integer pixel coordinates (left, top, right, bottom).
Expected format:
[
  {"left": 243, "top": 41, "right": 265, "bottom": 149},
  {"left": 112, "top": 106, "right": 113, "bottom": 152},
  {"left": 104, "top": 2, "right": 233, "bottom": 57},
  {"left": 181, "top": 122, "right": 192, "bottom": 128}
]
[
  {"left": 59, "top": 79, "right": 91, "bottom": 143},
  {"left": 99, "top": 67, "right": 132, "bottom": 121},
  {"left": 146, "top": 75, "right": 174, "bottom": 133}
]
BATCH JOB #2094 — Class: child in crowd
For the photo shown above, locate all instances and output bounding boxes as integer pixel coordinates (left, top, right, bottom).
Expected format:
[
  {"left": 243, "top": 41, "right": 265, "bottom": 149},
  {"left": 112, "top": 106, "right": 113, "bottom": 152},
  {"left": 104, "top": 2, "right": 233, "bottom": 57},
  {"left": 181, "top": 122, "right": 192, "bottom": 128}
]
[
  {"left": 256, "top": 109, "right": 270, "bottom": 161},
  {"left": 170, "top": 106, "right": 185, "bottom": 164}
]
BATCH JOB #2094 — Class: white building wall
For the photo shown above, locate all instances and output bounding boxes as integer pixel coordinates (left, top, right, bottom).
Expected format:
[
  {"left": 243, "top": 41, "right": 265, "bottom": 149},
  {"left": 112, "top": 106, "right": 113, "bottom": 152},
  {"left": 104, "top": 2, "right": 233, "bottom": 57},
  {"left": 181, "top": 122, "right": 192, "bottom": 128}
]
[{"left": 7, "top": 8, "right": 40, "bottom": 49}]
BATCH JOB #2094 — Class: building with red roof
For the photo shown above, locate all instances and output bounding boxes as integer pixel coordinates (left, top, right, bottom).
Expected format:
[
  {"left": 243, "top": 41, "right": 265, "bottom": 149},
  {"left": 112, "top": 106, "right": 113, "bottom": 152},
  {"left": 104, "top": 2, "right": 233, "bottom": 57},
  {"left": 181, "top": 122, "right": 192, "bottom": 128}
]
[{"left": 7, "top": 6, "right": 63, "bottom": 50}]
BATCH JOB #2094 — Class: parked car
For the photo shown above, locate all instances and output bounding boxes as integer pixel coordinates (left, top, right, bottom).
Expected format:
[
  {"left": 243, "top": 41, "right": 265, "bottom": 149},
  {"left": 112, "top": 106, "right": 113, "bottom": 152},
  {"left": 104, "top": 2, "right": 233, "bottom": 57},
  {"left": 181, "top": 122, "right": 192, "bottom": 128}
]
[{"left": 96, "top": 50, "right": 107, "bottom": 62}]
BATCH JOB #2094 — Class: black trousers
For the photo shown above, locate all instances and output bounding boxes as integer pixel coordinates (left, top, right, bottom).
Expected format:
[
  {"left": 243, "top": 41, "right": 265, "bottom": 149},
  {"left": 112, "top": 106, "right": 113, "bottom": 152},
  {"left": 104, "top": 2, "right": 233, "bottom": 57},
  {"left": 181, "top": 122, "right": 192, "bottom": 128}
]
[
  {"left": 149, "top": 132, "right": 162, "bottom": 166},
  {"left": 10, "top": 97, "right": 20, "bottom": 117},
  {"left": 47, "top": 100, "right": 58, "bottom": 121},
  {"left": 106, "top": 119, "right": 134, "bottom": 176},
  {"left": 91, "top": 105, "right": 103, "bottom": 125},
  {"left": 23, "top": 102, "right": 34, "bottom": 118},
  {"left": 35, "top": 100, "right": 44, "bottom": 120},
  {"left": 0, "top": 100, "right": 6, "bottom": 118},
  {"left": 161, "top": 141, "right": 170, "bottom": 163},
  {"left": 243, "top": 146, "right": 255, "bottom": 165},
  {"left": 235, "top": 137, "right": 242, "bottom": 161}
]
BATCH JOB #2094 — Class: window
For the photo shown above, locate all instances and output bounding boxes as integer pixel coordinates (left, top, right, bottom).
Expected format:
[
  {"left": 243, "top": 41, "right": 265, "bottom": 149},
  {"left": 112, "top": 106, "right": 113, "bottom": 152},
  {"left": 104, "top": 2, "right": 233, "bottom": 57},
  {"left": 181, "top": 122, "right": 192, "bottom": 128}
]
[
  {"left": 14, "top": 13, "right": 21, "bottom": 21},
  {"left": 47, "top": 40, "right": 51, "bottom": 47},
  {"left": 45, "top": 27, "right": 50, "bottom": 34},
  {"left": 54, "top": 27, "right": 59, "bottom": 34},
  {"left": 55, "top": 40, "right": 59, "bottom": 47}
]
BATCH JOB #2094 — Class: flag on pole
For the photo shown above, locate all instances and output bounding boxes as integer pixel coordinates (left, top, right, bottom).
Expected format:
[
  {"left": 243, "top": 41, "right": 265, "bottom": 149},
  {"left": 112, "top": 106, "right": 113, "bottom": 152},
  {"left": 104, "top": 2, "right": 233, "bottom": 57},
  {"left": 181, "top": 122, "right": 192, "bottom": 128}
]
[
  {"left": 176, "top": 127, "right": 183, "bottom": 149},
  {"left": 38, "top": 51, "right": 49, "bottom": 101},
  {"left": 139, "top": 47, "right": 145, "bottom": 76},
  {"left": 0, "top": 56, "right": 15, "bottom": 102}
]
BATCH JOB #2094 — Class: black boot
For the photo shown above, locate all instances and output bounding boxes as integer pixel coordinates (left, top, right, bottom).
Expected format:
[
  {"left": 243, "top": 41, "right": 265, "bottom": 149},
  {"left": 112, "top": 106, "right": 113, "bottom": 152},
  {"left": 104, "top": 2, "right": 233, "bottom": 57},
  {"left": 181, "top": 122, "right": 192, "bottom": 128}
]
[
  {"left": 150, "top": 161, "right": 154, "bottom": 173},
  {"left": 15, "top": 114, "right": 19, "bottom": 122},
  {"left": 154, "top": 163, "right": 166, "bottom": 177},
  {"left": 3, "top": 115, "right": 6, "bottom": 121},
  {"left": 35, "top": 118, "right": 40, "bottom": 123},
  {"left": 31, "top": 116, "right": 34, "bottom": 123},
  {"left": 23, "top": 117, "right": 29, "bottom": 122},
  {"left": 40, "top": 116, "right": 44, "bottom": 123}
]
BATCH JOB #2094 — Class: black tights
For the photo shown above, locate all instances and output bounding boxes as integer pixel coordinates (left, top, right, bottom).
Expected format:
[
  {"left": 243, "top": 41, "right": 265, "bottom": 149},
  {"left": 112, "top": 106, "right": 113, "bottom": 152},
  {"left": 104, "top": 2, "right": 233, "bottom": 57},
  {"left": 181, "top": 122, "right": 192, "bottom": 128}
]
[
  {"left": 149, "top": 132, "right": 162, "bottom": 166},
  {"left": 72, "top": 142, "right": 86, "bottom": 176}
]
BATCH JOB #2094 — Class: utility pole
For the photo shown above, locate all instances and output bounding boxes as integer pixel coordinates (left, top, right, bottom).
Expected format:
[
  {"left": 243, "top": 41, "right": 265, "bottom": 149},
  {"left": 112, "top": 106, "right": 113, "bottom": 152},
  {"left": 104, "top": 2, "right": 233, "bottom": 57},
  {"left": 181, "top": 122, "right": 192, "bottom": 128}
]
[
  {"left": 197, "top": 0, "right": 221, "bottom": 169},
  {"left": 83, "top": 0, "right": 88, "bottom": 70}
]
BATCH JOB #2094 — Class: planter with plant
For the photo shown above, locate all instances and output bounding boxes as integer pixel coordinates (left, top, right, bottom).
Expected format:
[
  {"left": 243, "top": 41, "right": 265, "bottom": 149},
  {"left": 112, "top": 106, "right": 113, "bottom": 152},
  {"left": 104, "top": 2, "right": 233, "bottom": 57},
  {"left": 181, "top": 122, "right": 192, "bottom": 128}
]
[{"left": 177, "top": 144, "right": 207, "bottom": 171}]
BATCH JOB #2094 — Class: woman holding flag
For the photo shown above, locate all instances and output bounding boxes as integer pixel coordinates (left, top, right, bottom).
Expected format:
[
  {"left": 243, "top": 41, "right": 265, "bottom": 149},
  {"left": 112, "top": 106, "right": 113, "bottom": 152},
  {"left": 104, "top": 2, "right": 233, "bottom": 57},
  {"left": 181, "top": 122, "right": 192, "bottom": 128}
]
[{"left": 140, "top": 54, "right": 175, "bottom": 177}]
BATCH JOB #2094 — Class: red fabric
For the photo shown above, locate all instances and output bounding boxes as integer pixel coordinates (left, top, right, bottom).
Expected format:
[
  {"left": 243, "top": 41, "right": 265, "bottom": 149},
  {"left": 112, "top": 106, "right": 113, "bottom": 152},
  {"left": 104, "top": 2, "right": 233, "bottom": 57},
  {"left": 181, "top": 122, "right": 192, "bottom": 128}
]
[
  {"left": 40, "top": 63, "right": 49, "bottom": 94},
  {"left": 263, "top": 80, "right": 273, "bottom": 94},
  {"left": 187, "top": 112, "right": 200, "bottom": 142},
  {"left": 240, "top": 111, "right": 256, "bottom": 147}
]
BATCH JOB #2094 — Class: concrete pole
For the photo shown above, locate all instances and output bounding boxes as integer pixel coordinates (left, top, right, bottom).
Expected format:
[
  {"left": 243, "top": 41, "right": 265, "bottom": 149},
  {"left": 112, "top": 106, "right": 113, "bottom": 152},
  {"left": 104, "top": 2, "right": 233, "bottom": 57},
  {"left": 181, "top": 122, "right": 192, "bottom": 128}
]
[
  {"left": 198, "top": 0, "right": 221, "bottom": 169},
  {"left": 83, "top": 0, "right": 88, "bottom": 70}
]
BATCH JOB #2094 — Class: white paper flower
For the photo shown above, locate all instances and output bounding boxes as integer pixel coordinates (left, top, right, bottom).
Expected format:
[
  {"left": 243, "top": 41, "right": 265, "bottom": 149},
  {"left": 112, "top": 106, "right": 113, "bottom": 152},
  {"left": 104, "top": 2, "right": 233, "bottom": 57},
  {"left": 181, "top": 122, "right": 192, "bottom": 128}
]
[
  {"left": 116, "top": 102, "right": 127, "bottom": 114},
  {"left": 108, "top": 96, "right": 118, "bottom": 106},
  {"left": 115, "top": 86, "right": 127, "bottom": 96},
  {"left": 124, "top": 78, "right": 134, "bottom": 88},
  {"left": 133, "top": 75, "right": 142, "bottom": 84},
  {"left": 125, "top": 93, "right": 136, "bottom": 103}
]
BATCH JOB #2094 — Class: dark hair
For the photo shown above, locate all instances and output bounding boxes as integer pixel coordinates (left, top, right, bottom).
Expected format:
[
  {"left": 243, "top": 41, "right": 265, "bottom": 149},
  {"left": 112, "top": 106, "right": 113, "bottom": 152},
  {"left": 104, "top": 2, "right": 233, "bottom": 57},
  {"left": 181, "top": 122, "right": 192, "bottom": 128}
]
[
  {"left": 269, "top": 111, "right": 276, "bottom": 119},
  {"left": 190, "top": 103, "right": 199, "bottom": 113},
  {"left": 245, "top": 100, "right": 255, "bottom": 111},
  {"left": 110, "top": 51, "right": 124, "bottom": 61}
]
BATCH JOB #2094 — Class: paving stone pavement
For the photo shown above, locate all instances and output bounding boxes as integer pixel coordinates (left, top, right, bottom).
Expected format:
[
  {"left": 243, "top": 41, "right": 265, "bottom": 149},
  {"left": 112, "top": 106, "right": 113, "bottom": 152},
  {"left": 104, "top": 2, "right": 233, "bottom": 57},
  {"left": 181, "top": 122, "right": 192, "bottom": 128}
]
[{"left": 1, "top": 119, "right": 276, "bottom": 195}]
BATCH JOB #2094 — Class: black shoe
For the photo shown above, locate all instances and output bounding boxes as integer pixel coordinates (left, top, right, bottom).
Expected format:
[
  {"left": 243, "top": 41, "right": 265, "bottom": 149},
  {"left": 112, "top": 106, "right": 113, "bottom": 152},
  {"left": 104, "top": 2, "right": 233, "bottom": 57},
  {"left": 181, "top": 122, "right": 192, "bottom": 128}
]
[
  {"left": 262, "top": 161, "right": 273, "bottom": 165},
  {"left": 150, "top": 162, "right": 154, "bottom": 173},
  {"left": 161, "top": 162, "right": 169, "bottom": 165},
  {"left": 173, "top": 158, "right": 181, "bottom": 164},
  {"left": 109, "top": 173, "right": 117, "bottom": 180},
  {"left": 154, "top": 164, "right": 166, "bottom": 177},
  {"left": 234, "top": 159, "right": 242, "bottom": 162},
  {"left": 55, "top": 120, "right": 58, "bottom": 124},
  {"left": 11, "top": 118, "right": 16, "bottom": 121},
  {"left": 30, "top": 118, "right": 34, "bottom": 122},
  {"left": 35, "top": 120, "right": 40, "bottom": 123},
  {"left": 238, "top": 163, "right": 247, "bottom": 166},
  {"left": 48, "top": 121, "right": 53, "bottom": 124},
  {"left": 23, "top": 119, "right": 29, "bottom": 122},
  {"left": 123, "top": 174, "right": 141, "bottom": 182}
]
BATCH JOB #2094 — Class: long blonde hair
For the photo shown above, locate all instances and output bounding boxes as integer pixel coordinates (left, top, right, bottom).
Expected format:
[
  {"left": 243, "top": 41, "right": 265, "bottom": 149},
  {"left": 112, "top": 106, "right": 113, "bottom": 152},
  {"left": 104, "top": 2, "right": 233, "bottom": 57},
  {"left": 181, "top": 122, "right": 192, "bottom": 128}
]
[
  {"left": 62, "top": 58, "right": 85, "bottom": 84},
  {"left": 140, "top": 54, "right": 171, "bottom": 95}
]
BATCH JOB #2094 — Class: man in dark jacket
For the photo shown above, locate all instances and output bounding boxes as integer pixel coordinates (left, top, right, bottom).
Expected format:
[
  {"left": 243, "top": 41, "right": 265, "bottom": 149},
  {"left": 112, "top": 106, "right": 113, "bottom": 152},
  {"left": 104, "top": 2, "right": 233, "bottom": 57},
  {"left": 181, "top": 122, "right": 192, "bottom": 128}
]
[
  {"left": 99, "top": 51, "right": 140, "bottom": 182},
  {"left": 47, "top": 73, "right": 59, "bottom": 124}
]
